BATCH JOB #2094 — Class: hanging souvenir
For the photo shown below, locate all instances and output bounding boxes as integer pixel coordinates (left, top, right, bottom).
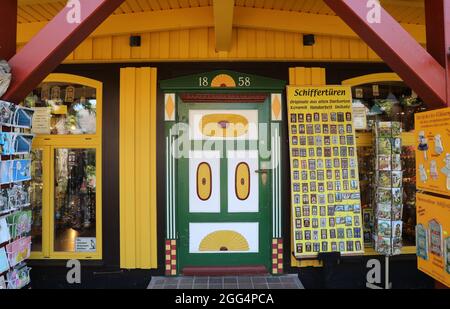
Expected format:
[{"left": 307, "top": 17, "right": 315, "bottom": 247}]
[
  {"left": 40, "top": 84, "right": 49, "bottom": 101},
  {"left": 6, "top": 265, "right": 31, "bottom": 289},
  {"left": 0, "top": 61, "right": 11, "bottom": 98},
  {"left": 416, "top": 224, "right": 428, "bottom": 260},
  {"left": 429, "top": 219, "right": 443, "bottom": 257},
  {"left": 6, "top": 236, "right": 32, "bottom": 267},
  {"left": 0, "top": 275, "right": 6, "bottom": 289},
  {"left": 50, "top": 86, "right": 61, "bottom": 101},
  {"left": 65, "top": 86, "right": 75, "bottom": 103},
  {"left": 372, "top": 85, "right": 380, "bottom": 97},
  {"left": 0, "top": 101, "right": 12, "bottom": 125},
  {"left": 0, "top": 217, "right": 11, "bottom": 244},
  {"left": 0, "top": 248, "right": 9, "bottom": 273}
]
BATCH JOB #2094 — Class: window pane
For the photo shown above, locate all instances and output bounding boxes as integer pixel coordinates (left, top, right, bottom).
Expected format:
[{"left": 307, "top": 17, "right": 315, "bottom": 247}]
[
  {"left": 25, "top": 82, "right": 97, "bottom": 135},
  {"left": 352, "top": 81, "right": 427, "bottom": 132},
  {"left": 54, "top": 149, "right": 96, "bottom": 252},
  {"left": 30, "top": 149, "right": 43, "bottom": 253}
]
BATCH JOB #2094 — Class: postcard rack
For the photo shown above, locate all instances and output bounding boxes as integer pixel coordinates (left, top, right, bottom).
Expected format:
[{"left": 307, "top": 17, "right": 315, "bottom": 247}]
[
  {"left": 0, "top": 100, "right": 34, "bottom": 289},
  {"left": 372, "top": 121, "right": 404, "bottom": 256}
]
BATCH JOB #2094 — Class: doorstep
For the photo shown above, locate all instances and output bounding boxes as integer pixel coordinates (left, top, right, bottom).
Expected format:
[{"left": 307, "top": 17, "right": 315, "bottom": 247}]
[{"left": 147, "top": 274, "right": 304, "bottom": 289}]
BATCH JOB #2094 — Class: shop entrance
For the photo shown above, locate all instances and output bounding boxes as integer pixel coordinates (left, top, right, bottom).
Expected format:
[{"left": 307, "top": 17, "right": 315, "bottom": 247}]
[
  {"left": 161, "top": 71, "right": 285, "bottom": 275},
  {"left": 177, "top": 99, "right": 270, "bottom": 273}
]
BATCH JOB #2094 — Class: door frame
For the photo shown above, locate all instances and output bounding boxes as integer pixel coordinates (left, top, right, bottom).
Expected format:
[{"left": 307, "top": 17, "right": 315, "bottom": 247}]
[
  {"left": 161, "top": 70, "right": 286, "bottom": 276},
  {"left": 176, "top": 99, "right": 271, "bottom": 271}
]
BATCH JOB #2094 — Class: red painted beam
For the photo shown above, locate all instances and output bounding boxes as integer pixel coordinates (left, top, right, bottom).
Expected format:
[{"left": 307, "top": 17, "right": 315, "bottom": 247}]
[
  {"left": 0, "top": 0, "right": 17, "bottom": 60},
  {"left": 425, "top": 0, "right": 447, "bottom": 67},
  {"left": 2, "top": 0, "right": 125, "bottom": 103},
  {"left": 425, "top": 0, "right": 450, "bottom": 107},
  {"left": 324, "top": 0, "right": 447, "bottom": 109}
]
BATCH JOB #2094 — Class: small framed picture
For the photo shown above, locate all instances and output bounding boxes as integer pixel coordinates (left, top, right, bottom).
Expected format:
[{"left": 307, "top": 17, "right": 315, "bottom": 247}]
[
  {"left": 330, "top": 229, "right": 336, "bottom": 239},
  {"left": 291, "top": 114, "right": 297, "bottom": 123}
]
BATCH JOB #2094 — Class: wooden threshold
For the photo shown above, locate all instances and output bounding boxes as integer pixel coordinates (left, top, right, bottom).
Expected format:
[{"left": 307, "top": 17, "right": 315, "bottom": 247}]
[{"left": 182, "top": 265, "right": 268, "bottom": 276}]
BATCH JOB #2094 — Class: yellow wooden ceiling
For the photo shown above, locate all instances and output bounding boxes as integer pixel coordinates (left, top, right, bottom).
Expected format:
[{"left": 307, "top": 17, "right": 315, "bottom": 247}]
[{"left": 17, "top": 0, "right": 425, "bottom": 25}]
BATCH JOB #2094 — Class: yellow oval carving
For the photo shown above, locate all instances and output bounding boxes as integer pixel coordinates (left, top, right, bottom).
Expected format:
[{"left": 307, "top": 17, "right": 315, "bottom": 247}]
[
  {"left": 235, "top": 162, "right": 250, "bottom": 200},
  {"left": 199, "top": 230, "right": 249, "bottom": 252},
  {"left": 201, "top": 114, "right": 249, "bottom": 138},
  {"left": 197, "top": 162, "right": 212, "bottom": 201}
]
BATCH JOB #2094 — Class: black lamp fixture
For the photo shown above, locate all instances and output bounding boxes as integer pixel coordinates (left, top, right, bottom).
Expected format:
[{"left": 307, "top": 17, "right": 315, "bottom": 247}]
[
  {"left": 130, "top": 35, "right": 142, "bottom": 47},
  {"left": 303, "top": 34, "right": 315, "bottom": 46}
]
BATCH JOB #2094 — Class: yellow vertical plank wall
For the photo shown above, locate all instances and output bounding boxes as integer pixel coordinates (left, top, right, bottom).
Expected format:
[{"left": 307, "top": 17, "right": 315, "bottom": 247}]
[
  {"left": 120, "top": 67, "right": 158, "bottom": 269},
  {"left": 289, "top": 67, "right": 326, "bottom": 268},
  {"left": 16, "top": 28, "right": 383, "bottom": 63}
]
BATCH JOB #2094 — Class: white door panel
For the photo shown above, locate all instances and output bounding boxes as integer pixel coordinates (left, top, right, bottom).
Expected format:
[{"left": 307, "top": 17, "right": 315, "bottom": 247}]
[
  {"left": 189, "top": 151, "right": 221, "bottom": 213},
  {"left": 227, "top": 150, "right": 259, "bottom": 213}
]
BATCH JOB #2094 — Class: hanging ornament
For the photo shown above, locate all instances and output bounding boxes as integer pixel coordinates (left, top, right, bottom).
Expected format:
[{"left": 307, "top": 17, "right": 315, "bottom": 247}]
[
  {"left": 41, "top": 84, "right": 49, "bottom": 101},
  {"left": 51, "top": 86, "right": 61, "bottom": 101},
  {"left": 0, "top": 60, "right": 11, "bottom": 98},
  {"left": 65, "top": 86, "right": 75, "bottom": 103}
]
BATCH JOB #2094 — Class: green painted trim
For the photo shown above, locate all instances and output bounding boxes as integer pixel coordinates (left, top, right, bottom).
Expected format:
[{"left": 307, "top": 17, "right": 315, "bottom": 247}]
[
  {"left": 176, "top": 98, "right": 272, "bottom": 271},
  {"left": 160, "top": 70, "right": 286, "bottom": 91}
]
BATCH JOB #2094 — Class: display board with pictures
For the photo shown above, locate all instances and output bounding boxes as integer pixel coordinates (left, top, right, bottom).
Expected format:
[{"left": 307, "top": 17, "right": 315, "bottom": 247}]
[
  {"left": 372, "top": 122, "right": 403, "bottom": 255},
  {"left": 287, "top": 86, "right": 365, "bottom": 258},
  {"left": 0, "top": 100, "right": 34, "bottom": 289},
  {"left": 416, "top": 193, "right": 450, "bottom": 287}
]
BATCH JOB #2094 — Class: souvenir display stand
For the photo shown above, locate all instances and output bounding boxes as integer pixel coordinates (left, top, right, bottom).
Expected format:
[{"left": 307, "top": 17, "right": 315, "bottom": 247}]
[
  {"left": 0, "top": 100, "right": 34, "bottom": 289},
  {"left": 288, "top": 86, "right": 365, "bottom": 259},
  {"left": 372, "top": 121, "right": 404, "bottom": 289}
]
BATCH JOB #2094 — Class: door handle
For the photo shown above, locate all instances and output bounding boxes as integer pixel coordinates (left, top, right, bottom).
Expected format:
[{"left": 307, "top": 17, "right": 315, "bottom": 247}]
[{"left": 254, "top": 169, "right": 269, "bottom": 174}]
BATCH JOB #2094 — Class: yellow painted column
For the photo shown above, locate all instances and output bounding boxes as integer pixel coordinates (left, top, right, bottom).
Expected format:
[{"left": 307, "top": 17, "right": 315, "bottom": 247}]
[
  {"left": 289, "top": 67, "right": 326, "bottom": 268},
  {"left": 120, "top": 67, "right": 158, "bottom": 269}
]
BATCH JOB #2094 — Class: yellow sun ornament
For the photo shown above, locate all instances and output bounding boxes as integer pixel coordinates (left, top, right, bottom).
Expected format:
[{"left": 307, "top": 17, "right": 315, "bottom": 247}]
[
  {"left": 211, "top": 74, "right": 236, "bottom": 88},
  {"left": 199, "top": 230, "right": 250, "bottom": 252}
]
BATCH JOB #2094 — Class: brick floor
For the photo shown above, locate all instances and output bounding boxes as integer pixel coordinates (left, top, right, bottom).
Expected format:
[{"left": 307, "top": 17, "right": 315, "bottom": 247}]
[{"left": 148, "top": 274, "right": 304, "bottom": 289}]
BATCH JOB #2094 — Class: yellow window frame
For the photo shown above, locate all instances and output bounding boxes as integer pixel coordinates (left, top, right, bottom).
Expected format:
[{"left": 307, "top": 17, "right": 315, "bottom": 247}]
[
  {"left": 343, "top": 72, "right": 416, "bottom": 256},
  {"left": 30, "top": 73, "right": 103, "bottom": 260}
]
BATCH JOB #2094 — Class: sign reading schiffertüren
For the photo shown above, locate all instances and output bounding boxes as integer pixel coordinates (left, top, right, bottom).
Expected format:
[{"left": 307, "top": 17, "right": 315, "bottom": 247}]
[
  {"left": 287, "top": 86, "right": 364, "bottom": 258},
  {"left": 415, "top": 108, "right": 450, "bottom": 197},
  {"left": 416, "top": 193, "right": 450, "bottom": 287}
]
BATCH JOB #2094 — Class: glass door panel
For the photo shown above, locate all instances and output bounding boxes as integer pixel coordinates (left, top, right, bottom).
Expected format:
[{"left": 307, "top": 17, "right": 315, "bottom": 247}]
[{"left": 53, "top": 148, "right": 97, "bottom": 253}]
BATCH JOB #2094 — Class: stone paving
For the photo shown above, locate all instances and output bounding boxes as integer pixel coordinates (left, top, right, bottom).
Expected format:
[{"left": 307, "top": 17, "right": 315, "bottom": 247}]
[{"left": 148, "top": 274, "right": 304, "bottom": 289}]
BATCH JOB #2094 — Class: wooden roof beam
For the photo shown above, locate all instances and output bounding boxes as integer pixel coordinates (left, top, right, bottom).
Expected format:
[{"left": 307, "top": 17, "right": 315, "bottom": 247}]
[
  {"left": 0, "top": 0, "right": 17, "bottom": 60},
  {"left": 213, "top": 0, "right": 235, "bottom": 52},
  {"left": 17, "top": 7, "right": 427, "bottom": 45},
  {"left": 425, "top": 0, "right": 450, "bottom": 106},
  {"left": 2, "top": 0, "right": 125, "bottom": 103}
]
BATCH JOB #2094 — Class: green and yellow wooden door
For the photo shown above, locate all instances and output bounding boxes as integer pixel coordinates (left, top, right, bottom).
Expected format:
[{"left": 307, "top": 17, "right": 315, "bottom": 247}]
[
  {"left": 177, "top": 100, "right": 271, "bottom": 272},
  {"left": 161, "top": 70, "right": 286, "bottom": 275}
]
